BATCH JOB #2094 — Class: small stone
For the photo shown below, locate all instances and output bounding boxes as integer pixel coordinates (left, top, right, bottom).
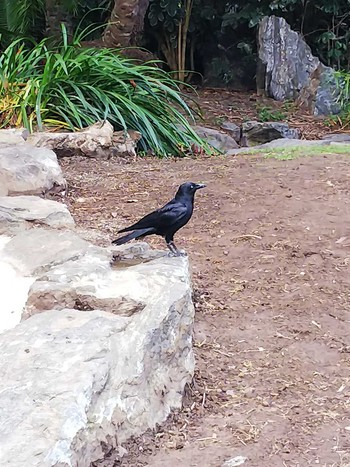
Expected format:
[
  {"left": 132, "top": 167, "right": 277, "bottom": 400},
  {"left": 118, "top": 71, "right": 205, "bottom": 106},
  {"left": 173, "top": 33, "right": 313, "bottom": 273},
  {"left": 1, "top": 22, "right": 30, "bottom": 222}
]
[{"left": 222, "top": 456, "right": 247, "bottom": 467}]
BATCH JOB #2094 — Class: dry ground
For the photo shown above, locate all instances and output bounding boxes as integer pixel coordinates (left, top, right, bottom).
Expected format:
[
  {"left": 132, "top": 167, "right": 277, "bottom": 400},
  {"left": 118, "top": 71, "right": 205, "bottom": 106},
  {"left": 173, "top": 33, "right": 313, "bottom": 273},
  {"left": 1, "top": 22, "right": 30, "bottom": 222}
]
[{"left": 61, "top": 148, "right": 350, "bottom": 467}]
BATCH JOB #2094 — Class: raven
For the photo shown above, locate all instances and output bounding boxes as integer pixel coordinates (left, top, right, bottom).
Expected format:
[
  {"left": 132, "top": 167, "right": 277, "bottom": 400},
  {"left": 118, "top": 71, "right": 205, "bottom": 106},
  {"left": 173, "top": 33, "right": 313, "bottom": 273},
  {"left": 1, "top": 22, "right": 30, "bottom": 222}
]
[{"left": 112, "top": 182, "right": 205, "bottom": 256}]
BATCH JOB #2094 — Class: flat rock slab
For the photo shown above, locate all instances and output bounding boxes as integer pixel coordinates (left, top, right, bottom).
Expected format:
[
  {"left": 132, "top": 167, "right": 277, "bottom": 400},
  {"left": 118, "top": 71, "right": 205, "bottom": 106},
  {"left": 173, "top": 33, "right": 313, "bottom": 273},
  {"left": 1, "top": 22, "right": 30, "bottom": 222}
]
[
  {"left": 0, "top": 195, "right": 74, "bottom": 233},
  {"left": 322, "top": 133, "right": 350, "bottom": 142},
  {"left": 0, "top": 253, "right": 194, "bottom": 466},
  {"left": 0, "top": 144, "right": 66, "bottom": 195},
  {"left": 2, "top": 228, "right": 110, "bottom": 276},
  {"left": 226, "top": 138, "right": 350, "bottom": 155}
]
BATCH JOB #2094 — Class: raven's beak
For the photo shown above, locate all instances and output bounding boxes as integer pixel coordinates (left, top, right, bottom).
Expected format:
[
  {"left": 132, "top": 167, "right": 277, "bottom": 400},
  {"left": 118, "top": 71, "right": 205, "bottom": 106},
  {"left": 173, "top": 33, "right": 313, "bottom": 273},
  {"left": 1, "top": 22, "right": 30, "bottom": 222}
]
[{"left": 195, "top": 183, "right": 206, "bottom": 190}]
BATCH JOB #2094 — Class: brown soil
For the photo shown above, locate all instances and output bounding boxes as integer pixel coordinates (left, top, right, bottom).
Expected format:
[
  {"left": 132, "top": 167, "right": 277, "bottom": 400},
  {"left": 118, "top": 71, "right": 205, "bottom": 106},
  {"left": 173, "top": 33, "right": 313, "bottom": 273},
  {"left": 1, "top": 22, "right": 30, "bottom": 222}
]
[
  {"left": 191, "top": 89, "right": 341, "bottom": 140},
  {"left": 59, "top": 82, "right": 349, "bottom": 467},
  {"left": 61, "top": 147, "right": 350, "bottom": 467}
]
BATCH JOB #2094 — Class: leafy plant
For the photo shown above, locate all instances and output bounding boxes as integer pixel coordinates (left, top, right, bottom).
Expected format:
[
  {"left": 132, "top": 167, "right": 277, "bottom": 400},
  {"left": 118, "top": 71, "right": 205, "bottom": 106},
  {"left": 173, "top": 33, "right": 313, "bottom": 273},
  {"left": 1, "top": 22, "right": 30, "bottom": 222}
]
[
  {"left": 147, "top": 0, "right": 195, "bottom": 81},
  {"left": 0, "top": 0, "right": 46, "bottom": 37},
  {"left": 0, "top": 25, "right": 211, "bottom": 156},
  {"left": 256, "top": 105, "right": 287, "bottom": 122},
  {"left": 324, "top": 71, "right": 350, "bottom": 128}
]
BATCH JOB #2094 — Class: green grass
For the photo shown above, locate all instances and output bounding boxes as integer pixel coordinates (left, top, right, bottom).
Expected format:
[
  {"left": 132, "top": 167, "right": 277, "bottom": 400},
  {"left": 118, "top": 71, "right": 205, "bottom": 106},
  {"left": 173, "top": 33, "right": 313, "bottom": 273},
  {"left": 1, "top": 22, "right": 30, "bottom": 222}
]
[
  {"left": 0, "top": 25, "right": 211, "bottom": 157},
  {"left": 256, "top": 105, "right": 287, "bottom": 122},
  {"left": 238, "top": 143, "right": 350, "bottom": 160}
]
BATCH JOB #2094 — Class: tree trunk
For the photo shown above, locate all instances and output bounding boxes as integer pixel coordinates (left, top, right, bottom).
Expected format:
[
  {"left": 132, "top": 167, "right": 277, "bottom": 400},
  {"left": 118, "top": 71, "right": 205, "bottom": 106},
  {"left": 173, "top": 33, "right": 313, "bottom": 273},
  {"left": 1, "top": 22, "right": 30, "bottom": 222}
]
[
  {"left": 45, "top": 0, "right": 74, "bottom": 39},
  {"left": 102, "top": 0, "right": 150, "bottom": 48}
]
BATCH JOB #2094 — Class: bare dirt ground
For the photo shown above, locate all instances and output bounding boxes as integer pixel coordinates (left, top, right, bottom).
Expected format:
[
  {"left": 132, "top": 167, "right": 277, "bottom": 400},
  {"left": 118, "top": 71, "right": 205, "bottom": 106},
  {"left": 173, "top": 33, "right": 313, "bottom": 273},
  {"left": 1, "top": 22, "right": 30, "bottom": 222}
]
[
  {"left": 189, "top": 89, "right": 340, "bottom": 140},
  {"left": 61, "top": 147, "right": 350, "bottom": 467},
  {"left": 60, "top": 88, "right": 350, "bottom": 467}
]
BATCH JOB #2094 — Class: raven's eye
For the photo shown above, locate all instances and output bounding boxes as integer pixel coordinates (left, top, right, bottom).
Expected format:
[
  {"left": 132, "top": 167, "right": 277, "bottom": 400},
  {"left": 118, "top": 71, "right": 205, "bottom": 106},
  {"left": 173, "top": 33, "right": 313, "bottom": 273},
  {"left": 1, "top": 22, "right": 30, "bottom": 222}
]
[{"left": 190, "top": 184, "right": 194, "bottom": 189}]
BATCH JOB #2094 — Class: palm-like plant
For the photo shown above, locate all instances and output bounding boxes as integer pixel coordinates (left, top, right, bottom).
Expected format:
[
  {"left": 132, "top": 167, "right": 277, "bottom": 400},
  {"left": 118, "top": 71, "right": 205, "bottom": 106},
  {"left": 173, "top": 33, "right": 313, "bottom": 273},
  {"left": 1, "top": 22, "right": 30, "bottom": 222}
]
[{"left": 0, "top": 0, "right": 46, "bottom": 36}]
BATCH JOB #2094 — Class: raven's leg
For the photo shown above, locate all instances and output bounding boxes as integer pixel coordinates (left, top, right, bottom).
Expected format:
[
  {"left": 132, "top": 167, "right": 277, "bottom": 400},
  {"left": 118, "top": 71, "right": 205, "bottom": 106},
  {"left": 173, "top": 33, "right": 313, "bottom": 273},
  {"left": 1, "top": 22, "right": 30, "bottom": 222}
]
[
  {"left": 166, "top": 241, "right": 177, "bottom": 255},
  {"left": 167, "top": 240, "right": 187, "bottom": 257},
  {"left": 165, "top": 234, "right": 186, "bottom": 257}
]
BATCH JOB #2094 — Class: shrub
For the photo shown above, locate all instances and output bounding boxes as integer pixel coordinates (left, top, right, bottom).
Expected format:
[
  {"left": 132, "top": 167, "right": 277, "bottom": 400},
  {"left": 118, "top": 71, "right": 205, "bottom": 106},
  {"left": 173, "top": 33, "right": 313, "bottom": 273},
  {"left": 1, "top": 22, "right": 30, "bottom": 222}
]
[{"left": 0, "top": 26, "right": 211, "bottom": 156}]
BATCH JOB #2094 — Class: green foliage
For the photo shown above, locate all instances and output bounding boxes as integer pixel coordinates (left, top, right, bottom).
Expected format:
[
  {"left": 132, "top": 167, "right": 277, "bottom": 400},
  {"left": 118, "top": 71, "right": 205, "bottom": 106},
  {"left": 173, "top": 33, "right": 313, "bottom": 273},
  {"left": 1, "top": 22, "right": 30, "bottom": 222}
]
[
  {"left": 324, "top": 71, "right": 350, "bottom": 127},
  {"left": 0, "top": 26, "right": 211, "bottom": 157},
  {"left": 146, "top": 0, "right": 350, "bottom": 84},
  {"left": 263, "top": 144, "right": 350, "bottom": 159},
  {"left": 220, "top": 0, "right": 350, "bottom": 71},
  {"left": 256, "top": 105, "right": 287, "bottom": 122},
  {"left": 0, "top": 0, "right": 109, "bottom": 46},
  {"left": 208, "top": 57, "right": 235, "bottom": 85},
  {"left": 0, "top": 0, "right": 45, "bottom": 36},
  {"left": 146, "top": 0, "right": 224, "bottom": 76}
]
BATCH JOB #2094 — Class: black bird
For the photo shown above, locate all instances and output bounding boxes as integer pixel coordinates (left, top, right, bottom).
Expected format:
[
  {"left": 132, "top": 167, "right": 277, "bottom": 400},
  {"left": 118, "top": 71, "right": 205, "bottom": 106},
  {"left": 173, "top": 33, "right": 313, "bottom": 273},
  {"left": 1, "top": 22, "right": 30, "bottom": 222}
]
[{"left": 112, "top": 182, "right": 205, "bottom": 256}]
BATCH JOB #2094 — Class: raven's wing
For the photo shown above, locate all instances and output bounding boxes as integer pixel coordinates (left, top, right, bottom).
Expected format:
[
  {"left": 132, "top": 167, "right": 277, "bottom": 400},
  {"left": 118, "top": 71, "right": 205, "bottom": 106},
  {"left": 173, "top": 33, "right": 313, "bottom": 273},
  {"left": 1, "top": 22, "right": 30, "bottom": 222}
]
[{"left": 118, "top": 199, "right": 188, "bottom": 233}]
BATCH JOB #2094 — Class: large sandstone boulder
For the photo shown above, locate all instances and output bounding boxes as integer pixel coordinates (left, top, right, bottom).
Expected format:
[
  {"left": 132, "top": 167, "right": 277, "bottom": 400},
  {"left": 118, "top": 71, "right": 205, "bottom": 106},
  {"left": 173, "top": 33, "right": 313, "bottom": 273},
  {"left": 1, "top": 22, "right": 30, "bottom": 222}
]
[
  {"left": 0, "top": 196, "right": 74, "bottom": 234},
  {"left": 0, "top": 296, "right": 194, "bottom": 465},
  {"left": 0, "top": 144, "right": 66, "bottom": 195},
  {"left": 0, "top": 143, "right": 195, "bottom": 465},
  {"left": 0, "top": 227, "right": 195, "bottom": 466},
  {"left": 257, "top": 16, "right": 342, "bottom": 115}
]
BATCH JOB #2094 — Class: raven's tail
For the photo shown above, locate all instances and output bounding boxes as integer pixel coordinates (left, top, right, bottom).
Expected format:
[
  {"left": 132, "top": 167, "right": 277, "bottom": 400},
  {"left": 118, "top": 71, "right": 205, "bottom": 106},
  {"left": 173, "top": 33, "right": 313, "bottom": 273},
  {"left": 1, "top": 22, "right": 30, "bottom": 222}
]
[{"left": 111, "top": 228, "right": 153, "bottom": 245}]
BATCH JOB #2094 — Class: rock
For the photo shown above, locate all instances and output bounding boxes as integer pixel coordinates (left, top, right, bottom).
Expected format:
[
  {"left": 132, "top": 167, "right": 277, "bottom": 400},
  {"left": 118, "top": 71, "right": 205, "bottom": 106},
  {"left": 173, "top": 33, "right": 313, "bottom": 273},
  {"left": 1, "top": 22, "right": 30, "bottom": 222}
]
[
  {"left": 111, "top": 241, "right": 166, "bottom": 262},
  {"left": 0, "top": 128, "right": 29, "bottom": 145},
  {"left": 192, "top": 125, "right": 239, "bottom": 151},
  {"left": 2, "top": 228, "right": 110, "bottom": 276},
  {"left": 222, "top": 456, "right": 247, "bottom": 467},
  {"left": 28, "top": 121, "right": 139, "bottom": 158},
  {"left": 0, "top": 182, "right": 8, "bottom": 197},
  {"left": 0, "top": 254, "right": 194, "bottom": 465},
  {"left": 0, "top": 235, "right": 35, "bottom": 334},
  {"left": 321, "top": 133, "right": 350, "bottom": 142},
  {"left": 0, "top": 196, "right": 74, "bottom": 234},
  {"left": 241, "top": 121, "right": 300, "bottom": 146},
  {"left": 220, "top": 121, "right": 241, "bottom": 142},
  {"left": 226, "top": 138, "right": 350, "bottom": 156},
  {"left": 24, "top": 246, "right": 184, "bottom": 319},
  {"left": 257, "top": 16, "right": 342, "bottom": 115},
  {"left": 0, "top": 144, "right": 66, "bottom": 195},
  {"left": 111, "top": 130, "right": 142, "bottom": 158}
]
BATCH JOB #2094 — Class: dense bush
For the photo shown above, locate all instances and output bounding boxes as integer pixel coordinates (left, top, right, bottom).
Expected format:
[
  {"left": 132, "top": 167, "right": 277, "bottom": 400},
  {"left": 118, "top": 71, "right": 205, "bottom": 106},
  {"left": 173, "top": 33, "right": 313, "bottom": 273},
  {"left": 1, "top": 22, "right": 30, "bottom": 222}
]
[
  {"left": 0, "top": 27, "right": 210, "bottom": 156},
  {"left": 144, "top": 0, "right": 350, "bottom": 86}
]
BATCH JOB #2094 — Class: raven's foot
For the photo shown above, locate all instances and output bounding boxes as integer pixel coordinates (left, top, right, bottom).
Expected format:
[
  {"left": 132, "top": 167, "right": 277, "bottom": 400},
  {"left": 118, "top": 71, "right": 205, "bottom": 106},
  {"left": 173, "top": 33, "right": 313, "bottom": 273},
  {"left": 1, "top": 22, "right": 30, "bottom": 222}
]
[
  {"left": 166, "top": 241, "right": 187, "bottom": 257},
  {"left": 167, "top": 250, "right": 187, "bottom": 257}
]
